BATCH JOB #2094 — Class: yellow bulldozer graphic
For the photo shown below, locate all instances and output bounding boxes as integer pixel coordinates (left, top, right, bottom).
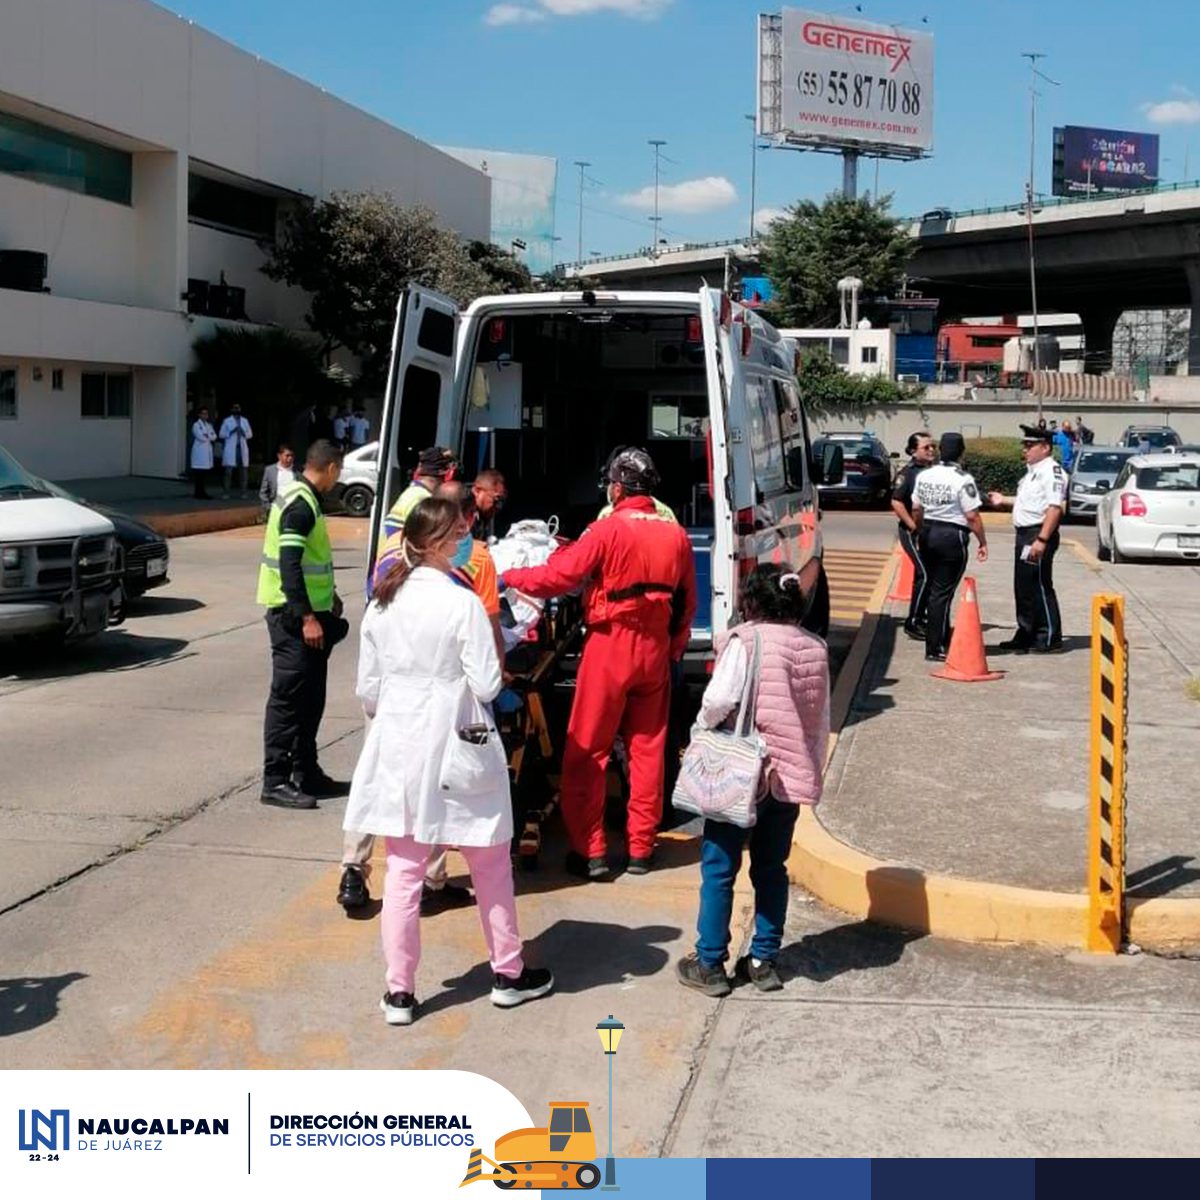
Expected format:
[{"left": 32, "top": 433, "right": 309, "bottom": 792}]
[{"left": 460, "top": 1101, "right": 601, "bottom": 1191}]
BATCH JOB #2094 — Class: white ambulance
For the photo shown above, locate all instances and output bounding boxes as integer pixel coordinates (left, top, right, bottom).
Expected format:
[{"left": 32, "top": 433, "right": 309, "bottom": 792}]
[{"left": 369, "top": 286, "right": 844, "bottom": 654}]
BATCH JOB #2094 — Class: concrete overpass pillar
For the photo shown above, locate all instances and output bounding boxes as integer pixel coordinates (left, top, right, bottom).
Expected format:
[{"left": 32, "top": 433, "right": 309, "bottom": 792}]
[
  {"left": 1079, "top": 306, "right": 1122, "bottom": 375},
  {"left": 1186, "top": 260, "right": 1200, "bottom": 375}
]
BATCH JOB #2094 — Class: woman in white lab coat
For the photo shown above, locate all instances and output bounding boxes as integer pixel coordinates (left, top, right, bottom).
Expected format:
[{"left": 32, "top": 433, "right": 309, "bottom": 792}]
[
  {"left": 344, "top": 496, "right": 554, "bottom": 1026},
  {"left": 189, "top": 406, "right": 217, "bottom": 499}
]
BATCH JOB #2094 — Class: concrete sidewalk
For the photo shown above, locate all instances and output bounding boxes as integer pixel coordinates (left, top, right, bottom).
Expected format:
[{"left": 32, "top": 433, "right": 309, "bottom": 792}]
[
  {"left": 60, "top": 475, "right": 263, "bottom": 537},
  {"left": 815, "top": 528, "right": 1200, "bottom": 904}
]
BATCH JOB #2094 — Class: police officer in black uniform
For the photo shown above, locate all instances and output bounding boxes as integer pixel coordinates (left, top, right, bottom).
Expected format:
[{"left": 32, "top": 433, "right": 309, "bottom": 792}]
[
  {"left": 890, "top": 431, "right": 936, "bottom": 639},
  {"left": 912, "top": 433, "right": 989, "bottom": 661}
]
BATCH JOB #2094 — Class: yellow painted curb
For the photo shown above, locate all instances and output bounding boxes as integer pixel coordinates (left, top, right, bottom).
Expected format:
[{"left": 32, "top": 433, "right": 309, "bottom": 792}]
[{"left": 792, "top": 537, "right": 1200, "bottom": 954}]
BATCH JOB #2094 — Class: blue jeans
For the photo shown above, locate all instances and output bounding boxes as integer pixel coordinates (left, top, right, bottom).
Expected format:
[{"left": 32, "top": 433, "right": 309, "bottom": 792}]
[{"left": 695, "top": 797, "right": 799, "bottom": 968}]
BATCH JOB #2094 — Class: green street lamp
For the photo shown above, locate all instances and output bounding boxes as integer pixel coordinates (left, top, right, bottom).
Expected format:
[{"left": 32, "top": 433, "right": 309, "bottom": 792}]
[{"left": 595, "top": 1015, "right": 625, "bottom": 1192}]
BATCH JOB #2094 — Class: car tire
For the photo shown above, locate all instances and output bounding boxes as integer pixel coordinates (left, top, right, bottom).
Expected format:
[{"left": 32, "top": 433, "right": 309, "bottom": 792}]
[
  {"left": 1096, "top": 528, "right": 1111, "bottom": 562},
  {"left": 1111, "top": 538, "right": 1129, "bottom": 564},
  {"left": 341, "top": 485, "right": 373, "bottom": 518}
]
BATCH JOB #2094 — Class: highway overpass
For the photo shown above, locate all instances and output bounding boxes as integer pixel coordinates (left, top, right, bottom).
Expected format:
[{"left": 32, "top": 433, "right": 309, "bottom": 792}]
[{"left": 563, "top": 183, "right": 1200, "bottom": 374}]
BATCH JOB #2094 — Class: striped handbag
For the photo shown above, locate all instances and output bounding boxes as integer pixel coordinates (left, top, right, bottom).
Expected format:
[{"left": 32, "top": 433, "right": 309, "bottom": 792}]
[{"left": 671, "top": 630, "right": 767, "bottom": 829}]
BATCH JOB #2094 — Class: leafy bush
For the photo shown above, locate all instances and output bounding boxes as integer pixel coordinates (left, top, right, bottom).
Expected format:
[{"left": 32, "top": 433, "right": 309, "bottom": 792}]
[
  {"left": 795, "top": 346, "right": 923, "bottom": 418},
  {"left": 963, "top": 437, "right": 1025, "bottom": 494}
]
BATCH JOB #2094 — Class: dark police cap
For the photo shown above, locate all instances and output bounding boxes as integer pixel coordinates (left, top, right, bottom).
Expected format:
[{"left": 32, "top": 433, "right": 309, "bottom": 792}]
[
  {"left": 1019, "top": 427, "right": 1053, "bottom": 445},
  {"left": 416, "top": 446, "right": 459, "bottom": 474}
]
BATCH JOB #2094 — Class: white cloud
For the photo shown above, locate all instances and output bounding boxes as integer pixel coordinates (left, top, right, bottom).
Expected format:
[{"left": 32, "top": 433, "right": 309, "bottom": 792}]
[
  {"left": 484, "top": 0, "right": 671, "bottom": 25},
  {"left": 753, "top": 206, "right": 789, "bottom": 229},
  {"left": 617, "top": 175, "right": 738, "bottom": 215},
  {"left": 1142, "top": 87, "right": 1200, "bottom": 125},
  {"left": 484, "top": 4, "right": 547, "bottom": 25}
]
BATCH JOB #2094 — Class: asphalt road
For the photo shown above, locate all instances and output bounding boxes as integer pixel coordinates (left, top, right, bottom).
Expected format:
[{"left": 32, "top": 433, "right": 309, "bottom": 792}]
[{"left": 4, "top": 509, "right": 1196, "bottom": 1155}]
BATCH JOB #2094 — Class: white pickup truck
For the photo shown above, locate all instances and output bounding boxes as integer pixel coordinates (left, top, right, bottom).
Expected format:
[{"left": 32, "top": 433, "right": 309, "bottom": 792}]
[{"left": 0, "top": 444, "right": 121, "bottom": 643}]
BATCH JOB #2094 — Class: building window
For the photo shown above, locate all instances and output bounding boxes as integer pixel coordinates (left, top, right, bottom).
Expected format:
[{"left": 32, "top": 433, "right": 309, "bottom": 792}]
[
  {"left": 861, "top": 345, "right": 879, "bottom": 364},
  {"left": 81, "top": 372, "right": 132, "bottom": 419},
  {"left": 188, "top": 172, "right": 277, "bottom": 239},
  {"left": 0, "top": 110, "right": 132, "bottom": 205},
  {"left": 51, "top": 368, "right": 63, "bottom": 391},
  {"left": 0, "top": 369, "right": 15, "bottom": 418}
]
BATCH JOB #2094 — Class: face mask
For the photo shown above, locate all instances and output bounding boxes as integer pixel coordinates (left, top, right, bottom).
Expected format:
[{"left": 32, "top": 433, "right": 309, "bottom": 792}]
[{"left": 450, "top": 534, "right": 474, "bottom": 569}]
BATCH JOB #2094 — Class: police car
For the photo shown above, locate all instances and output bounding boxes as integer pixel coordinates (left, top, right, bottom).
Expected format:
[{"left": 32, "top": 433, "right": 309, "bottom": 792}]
[{"left": 369, "top": 286, "right": 844, "bottom": 650}]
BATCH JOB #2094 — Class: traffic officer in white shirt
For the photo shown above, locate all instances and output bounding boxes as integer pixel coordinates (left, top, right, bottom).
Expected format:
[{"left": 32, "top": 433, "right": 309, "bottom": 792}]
[
  {"left": 987, "top": 428, "right": 1067, "bottom": 653},
  {"left": 912, "top": 432, "right": 988, "bottom": 662}
]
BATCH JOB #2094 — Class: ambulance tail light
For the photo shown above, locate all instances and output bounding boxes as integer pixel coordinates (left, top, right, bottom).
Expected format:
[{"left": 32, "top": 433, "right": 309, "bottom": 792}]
[
  {"left": 741, "top": 323, "right": 753, "bottom": 356},
  {"left": 719, "top": 293, "right": 732, "bottom": 329},
  {"left": 1120, "top": 493, "right": 1147, "bottom": 517},
  {"left": 685, "top": 315, "right": 703, "bottom": 343},
  {"left": 735, "top": 507, "right": 756, "bottom": 537}
]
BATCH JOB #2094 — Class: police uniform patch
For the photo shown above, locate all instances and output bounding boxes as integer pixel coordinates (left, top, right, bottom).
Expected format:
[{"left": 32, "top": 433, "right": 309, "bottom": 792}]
[{"left": 963, "top": 481, "right": 979, "bottom": 500}]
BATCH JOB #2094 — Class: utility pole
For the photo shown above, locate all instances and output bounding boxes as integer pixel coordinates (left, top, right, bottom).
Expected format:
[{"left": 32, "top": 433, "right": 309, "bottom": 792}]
[
  {"left": 745, "top": 114, "right": 758, "bottom": 242},
  {"left": 573, "top": 160, "right": 590, "bottom": 266},
  {"left": 1021, "top": 50, "right": 1059, "bottom": 415},
  {"left": 649, "top": 139, "right": 666, "bottom": 258}
]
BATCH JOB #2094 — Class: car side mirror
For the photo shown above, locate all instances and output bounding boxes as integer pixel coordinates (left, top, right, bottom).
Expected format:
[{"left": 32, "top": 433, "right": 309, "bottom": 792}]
[
  {"left": 812, "top": 443, "right": 844, "bottom": 486},
  {"left": 1096, "top": 480, "right": 1111, "bottom": 492}
]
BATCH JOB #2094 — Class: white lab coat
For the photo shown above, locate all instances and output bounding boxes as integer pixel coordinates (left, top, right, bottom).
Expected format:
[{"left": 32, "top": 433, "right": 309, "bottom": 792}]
[
  {"left": 343, "top": 567, "right": 510, "bottom": 846},
  {"left": 190, "top": 420, "right": 217, "bottom": 470},
  {"left": 219, "top": 415, "right": 253, "bottom": 467}
]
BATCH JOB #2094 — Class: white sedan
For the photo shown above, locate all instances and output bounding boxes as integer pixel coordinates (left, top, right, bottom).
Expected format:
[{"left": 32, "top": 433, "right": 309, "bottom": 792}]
[
  {"left": 1096, "top": 452, "right": 1200, "bottom": 563},
  {"left": 333, "top": 441, "right": 379, "bottom": 517}
]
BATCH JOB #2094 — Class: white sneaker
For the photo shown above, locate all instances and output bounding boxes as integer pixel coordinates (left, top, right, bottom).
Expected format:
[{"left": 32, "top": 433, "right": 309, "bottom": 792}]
[
  {"left": 380, "top": 991, "right": 417, "bottom": 1025},
  {"left": 491, "top": 967, "right": 554, "bottom": 1009}
]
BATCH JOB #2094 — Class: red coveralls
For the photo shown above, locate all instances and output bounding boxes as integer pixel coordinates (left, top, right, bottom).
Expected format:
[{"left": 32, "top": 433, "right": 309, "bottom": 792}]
[{"left": 503, "top": 496, "right": 697, "bottom": 860}]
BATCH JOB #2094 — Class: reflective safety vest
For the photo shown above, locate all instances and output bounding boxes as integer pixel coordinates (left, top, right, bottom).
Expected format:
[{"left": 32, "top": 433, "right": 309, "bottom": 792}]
[{"left": 256, "top": 482, "right": 335, "bottom": 611}]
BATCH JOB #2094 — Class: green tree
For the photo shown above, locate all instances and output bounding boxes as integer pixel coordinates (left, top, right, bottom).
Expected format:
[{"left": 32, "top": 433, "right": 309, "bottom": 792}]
[
  {"left": 760, "top": 193, "right": 913, "bottom": 328},
  {"left": 191, "top": 327, "right": 340, "bottom": 459},
  {"left": 795, "top": 346, "right": 922, "bottom": 419},
  {"left": 262, "top": 193, "right": 521, "bottom": 390}
]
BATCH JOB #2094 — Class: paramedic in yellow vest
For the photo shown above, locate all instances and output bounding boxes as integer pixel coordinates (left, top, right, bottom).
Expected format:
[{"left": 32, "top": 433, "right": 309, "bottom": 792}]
[
  {"left": 375, "top": 446, "right": 460, "bottom": 567},
  {"left": 258, "top": 439, "right": 349, "bottom": 810}
]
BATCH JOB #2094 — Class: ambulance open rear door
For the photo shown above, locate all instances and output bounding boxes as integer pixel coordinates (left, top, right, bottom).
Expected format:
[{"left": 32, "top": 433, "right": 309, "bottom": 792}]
[{"left": 368, "top": 285, "right": 460, "bottom": 582}]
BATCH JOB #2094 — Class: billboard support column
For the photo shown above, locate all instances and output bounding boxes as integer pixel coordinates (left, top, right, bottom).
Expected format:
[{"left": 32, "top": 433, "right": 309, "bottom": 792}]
[
  {"left": 842, "top": 151, "right": 859, "bottom": 200},
  {"left": 1185, "top": 259, "right": 1200, "bottom": 376}
]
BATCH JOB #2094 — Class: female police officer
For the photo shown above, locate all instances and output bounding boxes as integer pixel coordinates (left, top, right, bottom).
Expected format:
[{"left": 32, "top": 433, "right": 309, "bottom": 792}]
[{"left": 912, "top": 432, "right": 988, "bottom": 661}]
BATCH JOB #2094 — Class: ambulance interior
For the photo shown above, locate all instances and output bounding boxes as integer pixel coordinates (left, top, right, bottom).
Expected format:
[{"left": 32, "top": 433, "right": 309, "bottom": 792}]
[{"left": 411, "top": 306, "right": 719, "bottom": 635}]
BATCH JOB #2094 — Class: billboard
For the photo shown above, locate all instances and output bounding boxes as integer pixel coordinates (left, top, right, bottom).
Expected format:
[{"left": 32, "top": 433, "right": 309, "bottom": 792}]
[
  {"left": 439, "top": 146, "right": 559, "bottom": 275},
  {"left": 1052, "top": 126, "right": 1160, "bottom": 197},
  {"left": 762, "top": 8, "right": 934, "bottom": 155}
]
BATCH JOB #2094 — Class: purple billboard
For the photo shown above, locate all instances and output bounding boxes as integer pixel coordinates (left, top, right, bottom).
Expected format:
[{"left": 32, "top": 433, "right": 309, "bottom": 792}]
[{"left": 1053, "top": 125, "right": 1160, "bottom": 196}]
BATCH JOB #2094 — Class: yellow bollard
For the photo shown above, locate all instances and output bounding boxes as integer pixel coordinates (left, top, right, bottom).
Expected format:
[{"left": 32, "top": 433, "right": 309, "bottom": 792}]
[{"left": 1087, "top": 594, "right": 1128, "bottom": 953}]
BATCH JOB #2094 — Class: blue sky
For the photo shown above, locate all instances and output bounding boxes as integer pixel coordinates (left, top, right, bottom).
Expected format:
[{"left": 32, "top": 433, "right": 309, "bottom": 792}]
[{"left": 165, "top": 0, "right": 1200, "bottom": 260}]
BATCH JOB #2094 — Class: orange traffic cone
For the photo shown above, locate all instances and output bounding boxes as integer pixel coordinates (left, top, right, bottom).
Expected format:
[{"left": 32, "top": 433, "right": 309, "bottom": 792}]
[
  {"left": 888, "top": 546, "right": 914, "bottom": 603},
  {"left": 932, "top": 576, "right": 1004, "bottom": 683}
]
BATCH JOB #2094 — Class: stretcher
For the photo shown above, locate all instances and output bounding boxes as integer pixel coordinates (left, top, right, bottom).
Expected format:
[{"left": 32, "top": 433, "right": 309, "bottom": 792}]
[{"left": 496, "top": 596, "right": 583, "bottom": 870}]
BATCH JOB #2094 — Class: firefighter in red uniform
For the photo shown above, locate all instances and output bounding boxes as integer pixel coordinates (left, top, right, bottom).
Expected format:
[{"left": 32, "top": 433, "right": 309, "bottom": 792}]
[{"left": 501, "top": 448, "right": 697, "bottom": 881}]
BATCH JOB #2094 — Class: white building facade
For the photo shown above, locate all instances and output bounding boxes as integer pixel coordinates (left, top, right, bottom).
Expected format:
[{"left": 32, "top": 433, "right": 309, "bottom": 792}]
[
  {"left": 778, "top": 328, "right": 896, "bottom": 379},
  {"left": 0, "top": 0, "right": 491, "bottom": 480}
]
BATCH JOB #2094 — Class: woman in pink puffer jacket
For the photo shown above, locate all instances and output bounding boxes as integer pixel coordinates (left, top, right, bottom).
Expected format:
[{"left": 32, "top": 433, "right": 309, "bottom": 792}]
[{"left": 676, "top": 565, "right": 830, "bottom": 997}]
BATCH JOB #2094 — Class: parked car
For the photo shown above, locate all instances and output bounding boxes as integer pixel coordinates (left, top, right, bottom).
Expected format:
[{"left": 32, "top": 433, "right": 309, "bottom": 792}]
[
  {"left": 329, "top": 441, "right": 378, "bottom": 517},
  {"left": 0, "top": 444, "right": 120, "bottom": 643},
  {"left": 811, "top": 433, "right": 894, "bottom": 506},
  {"left": 1120, "top": 424, "right": 1181, "bottom": 451},
  {"left": 1066, "top": 446, "right": 1137, "bottom": 521},
  {"left": 1168, "top": 444, "right": 1200, "bottom": 455},
  {"left": 35, "top": 477, "right": 169, "bottom": 601},
  {"left": 1096, "top": 452, "right": 1200, "bottom": 562}
]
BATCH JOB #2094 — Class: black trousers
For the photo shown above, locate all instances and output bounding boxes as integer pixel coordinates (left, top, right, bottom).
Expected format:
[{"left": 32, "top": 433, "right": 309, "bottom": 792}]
[
  {"left": 263, "top": 609, "right": 342, "bottom": 785},
  {"left": 918, "top": 522, "right": 969, "bottom": 656},
  {"left": 1014, "top": 526, "right": 1062, "bottom": 649},
  {"left": 898, "top": 524, "right": 930, "bottom": 629},
  {"left": 192, "top": 467, "right": 210, "bottom": 498}
]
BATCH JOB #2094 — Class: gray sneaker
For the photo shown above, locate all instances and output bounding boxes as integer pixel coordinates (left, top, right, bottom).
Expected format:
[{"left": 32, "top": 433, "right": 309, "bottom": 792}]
[
  {"left": 676, "top": 953, "right": 731, "bottom": 997},
  {"left": 735, "top": 955, "right": 783, "bottom": 992}
]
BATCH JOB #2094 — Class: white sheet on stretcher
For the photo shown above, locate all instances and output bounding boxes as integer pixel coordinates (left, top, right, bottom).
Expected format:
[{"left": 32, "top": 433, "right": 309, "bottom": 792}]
[{"left": 491, "top": 519, "right": 560, "bottom": 650}]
